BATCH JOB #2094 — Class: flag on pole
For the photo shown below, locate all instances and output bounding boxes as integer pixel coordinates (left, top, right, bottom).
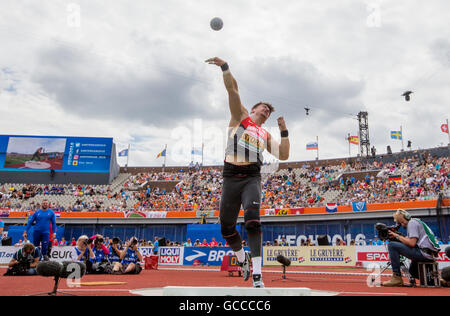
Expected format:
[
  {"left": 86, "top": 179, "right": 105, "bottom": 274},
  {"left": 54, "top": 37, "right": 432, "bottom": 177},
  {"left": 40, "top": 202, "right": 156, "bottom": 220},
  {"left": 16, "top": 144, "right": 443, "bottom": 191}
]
[
  {"left": 348, "top": 136, "right": 359, "bottom": 145},
  {"left": 156, "top": 149, "right": 166, "bottom": 159},
  {"left": 390, "top": 131, "right": 403, "bottom": 140},
  {"left": 306, "top": 142, "right": 318, "bottom": 150},
  {"left": 441, "top": 123, "right": 449, "bottom": 134},
  {"left": 118, "top": 149, "right": 129, "bottom": 157},
  {"left": 191, "top": 147, "right": 203, "bottom": 155}
]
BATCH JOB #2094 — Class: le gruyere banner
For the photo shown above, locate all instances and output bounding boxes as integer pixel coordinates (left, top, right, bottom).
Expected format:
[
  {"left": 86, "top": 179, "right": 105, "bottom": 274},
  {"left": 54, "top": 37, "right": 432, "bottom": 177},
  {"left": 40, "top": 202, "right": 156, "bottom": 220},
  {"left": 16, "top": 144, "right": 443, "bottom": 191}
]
[{"left": 263, "top": 246, "right": 356, "bottom": 267}]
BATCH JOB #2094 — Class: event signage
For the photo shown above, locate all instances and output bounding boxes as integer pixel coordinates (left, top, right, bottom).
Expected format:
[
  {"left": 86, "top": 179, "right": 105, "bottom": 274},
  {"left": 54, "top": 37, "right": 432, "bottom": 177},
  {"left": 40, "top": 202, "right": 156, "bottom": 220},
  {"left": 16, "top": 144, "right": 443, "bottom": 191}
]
[{"left": 263, "top": 246, "right": 356, "bottom": 267}]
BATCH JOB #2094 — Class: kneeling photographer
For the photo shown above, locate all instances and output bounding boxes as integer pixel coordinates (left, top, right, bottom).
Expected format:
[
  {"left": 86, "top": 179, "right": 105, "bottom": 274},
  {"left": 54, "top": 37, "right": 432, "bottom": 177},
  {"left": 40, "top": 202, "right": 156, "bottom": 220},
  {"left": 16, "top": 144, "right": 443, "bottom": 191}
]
[
  {"left": 73, "top": 235, "right": 95, "bottom": 268},
  {"left": 382, "top": 209, "right": 440, "bottom": 287},
  {"left": 4, "top": 243, "right": 40, "bottom": 276},
  {"left": 108, "top": 237, "right": 123, "bottom": 264},
  {"left": 112, "top": 237, "right": 142, "bottom": 275},
  {"left": 89, "top": 234, "right": 113, "bottom": 274}
]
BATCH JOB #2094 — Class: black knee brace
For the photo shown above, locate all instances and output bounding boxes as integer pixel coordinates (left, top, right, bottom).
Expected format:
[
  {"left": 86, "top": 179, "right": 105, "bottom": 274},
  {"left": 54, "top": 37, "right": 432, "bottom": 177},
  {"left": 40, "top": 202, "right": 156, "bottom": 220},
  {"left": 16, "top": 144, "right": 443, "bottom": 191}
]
[
  {"left": 244, "top": 219, "right": 262, "bottom": 236},
  {"left": 221, "top": 223, "right": 241, "bottom": 245}
]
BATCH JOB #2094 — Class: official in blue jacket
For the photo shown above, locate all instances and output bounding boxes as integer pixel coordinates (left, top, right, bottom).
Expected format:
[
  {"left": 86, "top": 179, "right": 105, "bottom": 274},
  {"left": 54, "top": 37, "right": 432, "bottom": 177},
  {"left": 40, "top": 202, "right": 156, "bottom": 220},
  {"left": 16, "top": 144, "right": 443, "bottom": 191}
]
[{"left": 23, "top": 199, "right": 56, "bottom": 260}]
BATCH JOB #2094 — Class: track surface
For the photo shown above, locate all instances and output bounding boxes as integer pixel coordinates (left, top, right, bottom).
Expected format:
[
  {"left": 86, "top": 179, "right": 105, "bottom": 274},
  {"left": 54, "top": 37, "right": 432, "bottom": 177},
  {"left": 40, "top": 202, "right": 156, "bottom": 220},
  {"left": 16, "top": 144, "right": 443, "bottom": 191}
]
[{"left": 0, "top": 266, "right": 448, "bottom": 296}]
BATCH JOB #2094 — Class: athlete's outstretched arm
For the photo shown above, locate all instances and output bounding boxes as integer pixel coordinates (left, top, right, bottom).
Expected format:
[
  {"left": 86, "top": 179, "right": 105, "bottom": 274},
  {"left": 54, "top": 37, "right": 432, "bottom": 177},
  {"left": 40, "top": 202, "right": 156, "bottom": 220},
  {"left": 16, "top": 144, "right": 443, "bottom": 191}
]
[
  {"left": 267, "top": 117, "right": 290, "bottom": 161},
  {"left": 206, "top": 57, "right": 248, "bottom": 122}
]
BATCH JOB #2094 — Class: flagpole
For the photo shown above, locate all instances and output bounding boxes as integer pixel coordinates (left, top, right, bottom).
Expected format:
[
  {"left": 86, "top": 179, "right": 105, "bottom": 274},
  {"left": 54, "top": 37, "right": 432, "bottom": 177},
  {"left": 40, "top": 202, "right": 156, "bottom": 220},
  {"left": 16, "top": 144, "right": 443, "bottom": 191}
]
[
  {"left": 201, "top": 142, "right": 204, "bottom": 167},
  {"left": 126, "top": 144, "right": 130, "bottom": 167},
  {"left": 447, "top": 119, "right": 450, "bottom": 145},
  {"left": 163, "top": 144, "right": 167, "bottom": 173},
  {"left": 400, "top": 125, "right": 404, "bottom": 152},
  {"left": 347, "top": 133, "right": 351, "bottom": 157},
  {"left": 316, "top": 136, "right": 319, "bottom": 160}
]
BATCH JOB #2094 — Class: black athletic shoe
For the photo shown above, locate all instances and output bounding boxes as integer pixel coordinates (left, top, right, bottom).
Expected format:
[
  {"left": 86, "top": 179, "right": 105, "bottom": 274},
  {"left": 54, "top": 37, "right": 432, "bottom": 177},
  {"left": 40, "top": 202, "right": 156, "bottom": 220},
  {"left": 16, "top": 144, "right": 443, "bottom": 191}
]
[
  {"left": 252, "top": 274, "right": 265, "bottom": 288},
  {"left": 239, "top": 252, "right": 251, "bottom": 282}
]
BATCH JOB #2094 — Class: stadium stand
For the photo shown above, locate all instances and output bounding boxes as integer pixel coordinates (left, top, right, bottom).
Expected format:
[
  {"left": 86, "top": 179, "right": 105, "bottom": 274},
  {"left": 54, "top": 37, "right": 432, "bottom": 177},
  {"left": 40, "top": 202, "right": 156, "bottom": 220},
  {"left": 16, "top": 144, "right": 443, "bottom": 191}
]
[{"left": 1, "top": 146, "right": 448, "bottom": 213}]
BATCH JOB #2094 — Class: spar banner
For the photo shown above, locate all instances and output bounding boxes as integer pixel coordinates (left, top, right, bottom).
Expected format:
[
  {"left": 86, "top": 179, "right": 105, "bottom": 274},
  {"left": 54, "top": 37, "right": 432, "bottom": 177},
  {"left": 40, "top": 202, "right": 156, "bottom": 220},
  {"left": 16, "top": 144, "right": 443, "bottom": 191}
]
[
  {"left": 355, "top": 246, "right": 450, "bottom": 269},
  {"left": 263, "top": 246, "right": 356, "bottom": 267}
]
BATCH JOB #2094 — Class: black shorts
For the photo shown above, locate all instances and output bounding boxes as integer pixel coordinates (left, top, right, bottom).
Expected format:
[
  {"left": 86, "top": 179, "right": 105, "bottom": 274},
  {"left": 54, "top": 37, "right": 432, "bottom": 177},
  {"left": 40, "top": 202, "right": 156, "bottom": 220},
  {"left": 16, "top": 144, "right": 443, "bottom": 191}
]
[{"left": 220, "top": 163, "right": 262, "bottom": 224}]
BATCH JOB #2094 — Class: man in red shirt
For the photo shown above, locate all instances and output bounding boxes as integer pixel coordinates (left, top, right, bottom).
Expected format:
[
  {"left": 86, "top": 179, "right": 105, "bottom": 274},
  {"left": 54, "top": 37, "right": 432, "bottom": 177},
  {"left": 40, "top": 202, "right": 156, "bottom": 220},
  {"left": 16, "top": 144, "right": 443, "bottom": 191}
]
[
  {"left": 200, "top": 239, "right": 209, "bottom": 247},
  {"left": 209, "top": 237, "right": 218, "bottom": 248}
]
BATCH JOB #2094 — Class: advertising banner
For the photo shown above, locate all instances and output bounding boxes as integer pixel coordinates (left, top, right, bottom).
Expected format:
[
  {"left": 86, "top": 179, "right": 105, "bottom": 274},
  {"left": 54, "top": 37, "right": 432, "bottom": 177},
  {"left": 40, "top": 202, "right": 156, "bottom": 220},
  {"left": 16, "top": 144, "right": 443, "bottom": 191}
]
[
  {"left": 355, "top": 246, "right": 450, "bottom": 269},
  {"left": 0, "top": 135, "right": 113, "bottom": 173},
  {"left": 183, "top": 247, "right": 249, "bottom": 266},
  {"left": 263, "top": 246, "right": 356, "bottom": 267}
]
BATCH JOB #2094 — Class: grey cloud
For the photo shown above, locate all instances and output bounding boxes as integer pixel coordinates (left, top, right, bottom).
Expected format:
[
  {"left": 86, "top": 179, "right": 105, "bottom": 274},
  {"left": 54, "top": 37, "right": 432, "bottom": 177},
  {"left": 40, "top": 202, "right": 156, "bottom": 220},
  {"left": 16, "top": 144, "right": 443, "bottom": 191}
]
[
  {"left": 31, "top": 44, "right": 219, "bottom": 126},
  {"left": 237, "top": 57, "right": 365, "bottom": 122}
]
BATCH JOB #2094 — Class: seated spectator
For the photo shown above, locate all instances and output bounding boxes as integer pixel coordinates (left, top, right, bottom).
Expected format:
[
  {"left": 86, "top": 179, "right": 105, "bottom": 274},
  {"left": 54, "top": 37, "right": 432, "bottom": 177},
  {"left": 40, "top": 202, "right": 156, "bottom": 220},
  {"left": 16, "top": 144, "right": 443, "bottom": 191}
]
[
  {"left": 183, "top": 238, "right": 193, "bottom": 247},
  {"left": 209, "top": 237, "right": 218, "bottom": 248},
  {"left": 59, "top": 237, "right": 67, "bottom": 246},
  {"left": 200, "top": 239, "right": 209, "bottom": 247},
  {"left": 4, "top": 243, "right": 40, "bottom": 276}
]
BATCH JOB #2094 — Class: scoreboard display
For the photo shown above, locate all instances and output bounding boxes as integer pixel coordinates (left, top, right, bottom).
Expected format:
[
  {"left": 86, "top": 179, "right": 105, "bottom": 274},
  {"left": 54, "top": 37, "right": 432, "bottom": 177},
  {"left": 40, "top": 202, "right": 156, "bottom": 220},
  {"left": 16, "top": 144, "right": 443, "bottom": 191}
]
[{"left": 0, "top": 135, "right": 113, "bottom": 173}]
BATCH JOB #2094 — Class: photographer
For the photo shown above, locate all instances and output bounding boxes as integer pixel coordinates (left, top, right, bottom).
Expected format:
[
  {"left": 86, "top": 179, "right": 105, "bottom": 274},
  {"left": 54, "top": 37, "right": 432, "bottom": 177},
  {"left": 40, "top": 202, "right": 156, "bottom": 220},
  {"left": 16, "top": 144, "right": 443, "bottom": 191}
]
[
  {"left": 108, "top": 237, "right": 123, "bottom": 264},
  {"left": 383, "top": 209, "right": 441, "bottom": 287},
  {"left": 4, "top": 243, "right": 40, "bottom": 276},
  {"left": 112, "top": 237, "right": 143, "bottom": 274},
  {"left": 89, "top": 234, "right": 112, "bottom": 274},
  {"left": 73, "top": 235, "right": 95, "bottom": 266}
]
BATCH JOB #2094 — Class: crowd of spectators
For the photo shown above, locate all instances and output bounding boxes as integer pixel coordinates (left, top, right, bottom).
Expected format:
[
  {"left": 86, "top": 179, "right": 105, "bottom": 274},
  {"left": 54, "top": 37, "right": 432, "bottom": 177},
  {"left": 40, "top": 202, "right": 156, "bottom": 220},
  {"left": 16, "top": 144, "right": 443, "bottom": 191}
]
[{"left": 0, "top": 154, "right": 448, "bottom": 212}]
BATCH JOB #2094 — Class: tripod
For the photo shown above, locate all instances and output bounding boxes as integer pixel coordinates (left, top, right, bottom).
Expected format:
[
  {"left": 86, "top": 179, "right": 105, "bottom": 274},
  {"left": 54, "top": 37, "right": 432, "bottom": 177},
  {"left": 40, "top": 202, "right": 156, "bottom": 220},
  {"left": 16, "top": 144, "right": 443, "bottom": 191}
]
[
  {"left": 28, "top": 276, "right": 78, "bottom": 296},
  {"left": 370, "top": 256, "right": 416, "bottom": 287},
  {"left": 271, "top": 265, "right": 302, "bottom": 283}
]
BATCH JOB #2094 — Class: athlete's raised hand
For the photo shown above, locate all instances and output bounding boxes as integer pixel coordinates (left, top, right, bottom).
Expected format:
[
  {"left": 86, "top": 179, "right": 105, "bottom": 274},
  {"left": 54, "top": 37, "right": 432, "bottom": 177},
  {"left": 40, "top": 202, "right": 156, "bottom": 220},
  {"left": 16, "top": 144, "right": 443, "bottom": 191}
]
[
  {"left": 205, "top": 57, "right": 227, "bottom": 67},
  {"left": 277, "top": 117, "right": 287, "bottom": 132}
]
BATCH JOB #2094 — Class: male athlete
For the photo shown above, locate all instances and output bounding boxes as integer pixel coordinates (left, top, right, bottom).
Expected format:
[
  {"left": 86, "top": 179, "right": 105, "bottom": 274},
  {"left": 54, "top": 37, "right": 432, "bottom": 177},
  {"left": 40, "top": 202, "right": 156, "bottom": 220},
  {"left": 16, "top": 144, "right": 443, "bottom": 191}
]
[
  {"left": 23, "top": 199, "right": 57, "bottom": 261},
  {"left": 206, "top": 57, "right": 290, "bottom": 288}
]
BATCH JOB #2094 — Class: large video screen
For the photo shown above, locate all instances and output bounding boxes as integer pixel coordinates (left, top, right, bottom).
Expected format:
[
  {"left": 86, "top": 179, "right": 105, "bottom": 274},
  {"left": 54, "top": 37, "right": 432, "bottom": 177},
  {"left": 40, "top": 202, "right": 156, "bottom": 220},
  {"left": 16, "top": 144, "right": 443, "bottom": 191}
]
[{"left": 0, "top": 135, "right": 113, "bottom": 173}]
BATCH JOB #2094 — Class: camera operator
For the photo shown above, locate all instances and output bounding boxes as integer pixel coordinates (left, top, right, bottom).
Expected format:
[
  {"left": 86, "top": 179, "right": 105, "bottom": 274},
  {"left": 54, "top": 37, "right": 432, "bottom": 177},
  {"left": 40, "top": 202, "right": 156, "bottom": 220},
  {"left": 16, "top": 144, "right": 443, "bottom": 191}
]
[
  {"left": 4, "top": 243, "right": 40, "bottom": 276},
  {"left": 108, "top": 237, "right": 123, "bottom": 264},
  {"left": 383, "top": 209, "right": 441, "bottom": 287},
  {"left": 72, "top": 235, "right": 95, "bottom": 268},
  {"left": 112, "top": 237, "right": 142, "bottom": 274}
]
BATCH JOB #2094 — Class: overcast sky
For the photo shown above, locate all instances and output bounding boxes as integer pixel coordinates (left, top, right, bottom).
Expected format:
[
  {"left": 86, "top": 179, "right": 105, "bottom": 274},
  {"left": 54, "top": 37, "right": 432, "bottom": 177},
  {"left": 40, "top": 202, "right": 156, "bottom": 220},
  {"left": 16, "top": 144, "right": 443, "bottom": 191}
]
[{"left": 0, "top": 0, "right": 449, "bottom": 167}]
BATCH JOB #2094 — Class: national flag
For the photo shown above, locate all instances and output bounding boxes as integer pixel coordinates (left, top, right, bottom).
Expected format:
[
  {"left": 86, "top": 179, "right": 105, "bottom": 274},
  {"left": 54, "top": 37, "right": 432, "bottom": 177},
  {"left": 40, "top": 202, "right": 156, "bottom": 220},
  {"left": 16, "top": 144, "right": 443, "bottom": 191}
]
[
  {"left": 191, "top": 147, "right": 202, "bottom": 155},
  {"left": 390, "top": 131, "right": 403, "bottom": 140},
  {"left": 348, "top": 136, "right": 359, "bottom": 145},
  {"left": 306, "top": 142, "right": 318, "bottom": 150},
  {"left": 118, "top": 149, "right": 129, "bottom": 157},
  {"left": 352, "top": 201, "right": 367, "bottom": 212},
  {"left": 156, "top": 149, "right": 166, "bottom": 159},
  {"left": 389, "top": 175, "right": 402, "bottom": 184},
  {"left": 441, "top": 124, "right": 449, "bottom": 134},
  {"left": 325, "top": 203, "right": 338, "bottom": 213}
]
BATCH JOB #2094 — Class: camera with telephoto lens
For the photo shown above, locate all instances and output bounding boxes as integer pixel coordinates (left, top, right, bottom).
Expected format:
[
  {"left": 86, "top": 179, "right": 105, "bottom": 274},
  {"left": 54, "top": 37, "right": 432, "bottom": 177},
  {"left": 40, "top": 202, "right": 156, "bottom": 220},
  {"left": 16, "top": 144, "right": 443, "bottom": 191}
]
[
  {"left": 4, "top": 261, "right": 30, "bottom": 276},
  {"left": 94, "top": 236, "right": 104, "bottom": 245},
  {"left": 130, "top": 237, "right": 138, "bottom": 247},
  {"left": 375, "top": 223, "right": 403, "bottom": 241}
]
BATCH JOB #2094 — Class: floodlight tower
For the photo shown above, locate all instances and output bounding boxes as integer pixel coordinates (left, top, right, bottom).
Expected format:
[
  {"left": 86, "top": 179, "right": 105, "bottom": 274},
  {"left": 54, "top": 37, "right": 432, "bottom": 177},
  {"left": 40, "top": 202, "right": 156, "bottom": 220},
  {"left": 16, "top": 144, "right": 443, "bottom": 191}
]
[{"left": 357, "top": 111, "right": 370, "bottom": 157}]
